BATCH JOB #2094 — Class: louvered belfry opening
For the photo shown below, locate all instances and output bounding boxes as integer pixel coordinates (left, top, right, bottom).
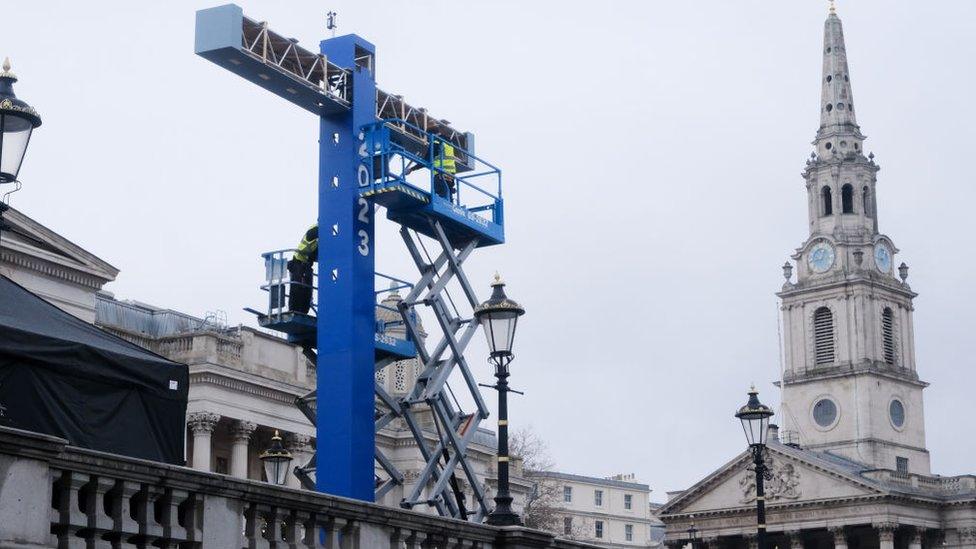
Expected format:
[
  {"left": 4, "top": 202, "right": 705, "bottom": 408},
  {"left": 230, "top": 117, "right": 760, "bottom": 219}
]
[
  {"left": 814, "top": 306, "right": 835, "bottom": 365},
  {"left": 882, "top": 307, "right": 897, "bottom": 365}
]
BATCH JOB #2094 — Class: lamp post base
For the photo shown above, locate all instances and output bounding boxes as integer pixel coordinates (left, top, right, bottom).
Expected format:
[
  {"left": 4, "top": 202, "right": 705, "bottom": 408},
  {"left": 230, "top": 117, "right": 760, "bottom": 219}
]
[{"left": 486, "top": 496, "right": 523, "bottom": 527}]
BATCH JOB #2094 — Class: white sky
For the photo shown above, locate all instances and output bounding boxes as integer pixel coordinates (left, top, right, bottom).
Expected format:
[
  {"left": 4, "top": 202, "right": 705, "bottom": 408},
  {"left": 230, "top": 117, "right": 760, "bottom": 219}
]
[{"left": 5, "top": 1, "right": 976, "bottom": 501}]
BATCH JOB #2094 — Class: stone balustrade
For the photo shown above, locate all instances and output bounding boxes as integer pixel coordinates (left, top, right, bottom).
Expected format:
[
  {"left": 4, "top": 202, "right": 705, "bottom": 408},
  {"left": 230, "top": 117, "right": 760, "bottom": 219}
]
[{"left": 0, "top": 426, "right": 595, "bottom": 549}]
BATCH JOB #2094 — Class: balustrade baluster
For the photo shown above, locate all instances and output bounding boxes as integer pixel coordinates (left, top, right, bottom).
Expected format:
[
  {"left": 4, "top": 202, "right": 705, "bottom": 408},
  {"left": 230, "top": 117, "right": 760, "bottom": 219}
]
[{"left": 52, "top": 470, "right": 90, "bottom": 549}]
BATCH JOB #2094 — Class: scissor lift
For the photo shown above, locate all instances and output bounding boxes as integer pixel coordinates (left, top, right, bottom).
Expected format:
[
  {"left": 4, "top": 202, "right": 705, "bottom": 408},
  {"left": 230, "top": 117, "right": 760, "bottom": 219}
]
[{"left": 249, "top": 126, "right": 504, "bottom": 518}]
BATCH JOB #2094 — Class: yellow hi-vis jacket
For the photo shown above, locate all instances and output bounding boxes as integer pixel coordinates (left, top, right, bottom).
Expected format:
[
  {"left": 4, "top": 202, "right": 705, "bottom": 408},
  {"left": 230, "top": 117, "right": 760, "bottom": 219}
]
[
  {"left": 293, "top": 224, "right": 318, "bottom": 264},
  {"left": 432, "top": 142, "right": 457, "bottom": 175}
]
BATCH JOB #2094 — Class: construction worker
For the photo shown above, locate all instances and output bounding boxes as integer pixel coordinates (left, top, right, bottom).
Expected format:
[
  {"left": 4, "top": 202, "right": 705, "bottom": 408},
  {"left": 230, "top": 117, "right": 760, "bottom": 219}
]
[
  {"left": 408, "top": 139, "right": 456, "bottom": 200},
  {"left": 288, "top": 224, "right": 317, "bottom": 314}
]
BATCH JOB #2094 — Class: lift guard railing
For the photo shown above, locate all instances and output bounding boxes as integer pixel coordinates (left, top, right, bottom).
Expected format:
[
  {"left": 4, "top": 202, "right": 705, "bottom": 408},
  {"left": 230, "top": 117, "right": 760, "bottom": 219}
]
[
  {"left": 261, "top": 249, "right": 317, "bottom": 321},
  {"left": 361, "top": 118, "right": 503, "bottom": 225},
  {"left": 262, "top": 251, "right": 417, "bottom": 332}
]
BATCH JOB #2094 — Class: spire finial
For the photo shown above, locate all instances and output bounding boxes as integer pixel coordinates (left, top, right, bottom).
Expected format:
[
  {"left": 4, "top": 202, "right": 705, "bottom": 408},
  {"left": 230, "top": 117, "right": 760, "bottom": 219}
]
[
  {"left": 829, "top": 0, "right": 836, "bottom": 14},
  {"left": 2, "top": 58, "right": 9, "bottom": 73}
]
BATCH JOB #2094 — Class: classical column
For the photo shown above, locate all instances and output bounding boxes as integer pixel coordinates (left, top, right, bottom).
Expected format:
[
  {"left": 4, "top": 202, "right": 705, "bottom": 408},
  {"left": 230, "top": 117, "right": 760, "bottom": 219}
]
[
  {"left": 829, "top": 527, "right": 848, "bottom": 549},
  {"left": 187, "top": 412, "right": 220, "bottom": 472},
  {"left": 874, "top": 523, "right": 898, "bottom": 549},
  {"left": 286, "top": 433, "right": 313, "bottom": 489},
  {"left": 908, "top": 529, "right": 924, "bottom": 549},
  {"left": 787, "top": 530, "right": 804, "bottom": 549},
  {"left": 229, "top": 420, "right": 257, "bottom": 479}
]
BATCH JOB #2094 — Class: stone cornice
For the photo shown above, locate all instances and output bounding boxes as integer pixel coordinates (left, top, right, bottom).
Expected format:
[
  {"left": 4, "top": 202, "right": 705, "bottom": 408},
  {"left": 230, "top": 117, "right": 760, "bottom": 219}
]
[
  {"left": 2, "top": 206, "right": 118, "bottom": 285},
  {"left": 778, "top": 273, "right": 917, "bottom": 301},
  {"left": 778, "top": 365, "right": 927, "bottom": 388},
  {"left": 1, "top": 247, "right": 109, "bottom": 289},
  {"left": 189, "top": 371, "right": 303, "bottom": 405}
]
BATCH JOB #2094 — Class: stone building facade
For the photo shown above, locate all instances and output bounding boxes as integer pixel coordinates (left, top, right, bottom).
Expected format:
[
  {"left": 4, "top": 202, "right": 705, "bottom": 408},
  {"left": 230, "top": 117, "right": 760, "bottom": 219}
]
[
  {"left": 528, "top": 471, "right": 663, "bottom": 548},
  {"left": 658, "top": 6, "right": 976, "bottom": 549}
]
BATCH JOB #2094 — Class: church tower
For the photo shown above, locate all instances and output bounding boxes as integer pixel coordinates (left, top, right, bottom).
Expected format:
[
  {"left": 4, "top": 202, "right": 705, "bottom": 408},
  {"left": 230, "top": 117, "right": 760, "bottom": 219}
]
[{"left": 777, "top": 3, "right": 929, "bottom": 474}]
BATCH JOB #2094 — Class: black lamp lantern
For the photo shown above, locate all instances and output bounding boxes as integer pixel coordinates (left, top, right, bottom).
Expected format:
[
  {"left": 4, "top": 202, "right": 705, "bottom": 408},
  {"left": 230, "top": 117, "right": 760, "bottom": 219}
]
[
  {"left": 735, "top": 387, "right": 775, "bottom": 549},
  {"left": 736, "top": 386, "right": 774, "bottom": 447},
  {"left": 0, "top": 58, "right": 42, "bottom": 184},
  {"left": 259, "top": 430, "right": 293, "bottom": 486},
  {"left": 473, "top": 273, "right": 525, "bottom": 371}
]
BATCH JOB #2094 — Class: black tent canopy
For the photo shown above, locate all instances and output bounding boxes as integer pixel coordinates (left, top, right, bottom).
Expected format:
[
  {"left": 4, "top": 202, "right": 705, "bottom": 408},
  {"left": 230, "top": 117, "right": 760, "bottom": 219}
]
[{"left": 0, "top": 275, "right": 188, "bottom": 464}]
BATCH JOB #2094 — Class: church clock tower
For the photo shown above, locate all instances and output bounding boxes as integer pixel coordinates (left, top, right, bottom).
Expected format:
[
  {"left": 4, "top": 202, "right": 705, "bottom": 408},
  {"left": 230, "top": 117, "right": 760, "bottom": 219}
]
[{"left": 778, "top": 4, "right": 929, "bottom": 474}]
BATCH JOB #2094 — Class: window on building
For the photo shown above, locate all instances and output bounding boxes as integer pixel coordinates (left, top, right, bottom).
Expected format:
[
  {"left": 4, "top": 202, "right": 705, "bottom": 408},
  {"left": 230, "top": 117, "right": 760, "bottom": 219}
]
[
  {"left": 595, "top": 521, "right": 604, "bottom": 539},
  {"left": 821, "top": 186, "right": 833, "bottom": 216},
  {"left": 862, "top": 186, "right": 871, "bottom": 217},
  {"left": 564, "top": 517, "right": 573, "bottom": 536},
  {"left": 563, "top": 486, "right": 572, "bottom": 503},
  {"left": 215, "top": 456, "right": 229, "bottom": 475},
  {"left": 896, "top": 456, "right": 909, "bottom": 474},
  {"left": 814, "top": 306, "right": 835, "bottom": 364},
  {"left": 594, "top": 490, "right": 603, "bottom": 506},
  {"left": 882, "top": 307, "right": 897, "bottom": 365},
  {"left": 626, "top": 524, "right": 634, "bottom": 542},
  {"left": 624, "top": 494, "right": 633, "bottom": 510},
  {"left": 841, "top": 184, "right": 854, "bottom": 213}
]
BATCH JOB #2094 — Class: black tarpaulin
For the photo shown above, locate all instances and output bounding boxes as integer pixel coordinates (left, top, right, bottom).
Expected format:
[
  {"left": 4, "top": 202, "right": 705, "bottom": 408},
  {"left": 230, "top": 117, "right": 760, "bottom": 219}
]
[{"left": 0, "top": 275, "right": 188, "bottom": 464}]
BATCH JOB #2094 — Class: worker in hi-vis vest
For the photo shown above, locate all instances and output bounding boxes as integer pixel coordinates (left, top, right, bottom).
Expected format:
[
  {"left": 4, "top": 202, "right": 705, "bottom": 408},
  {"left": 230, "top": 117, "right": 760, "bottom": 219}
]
[
  {"left": 288, "top": 224, "right": 317, "bottom": 314},
  {"left": 407, "top": 139, "right": 456, "bottom": 200}
]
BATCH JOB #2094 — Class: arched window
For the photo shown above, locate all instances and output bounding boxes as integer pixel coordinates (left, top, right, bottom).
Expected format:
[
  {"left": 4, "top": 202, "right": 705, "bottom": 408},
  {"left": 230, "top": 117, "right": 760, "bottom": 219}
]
[
  {"left": 814, "top": 307, "right": 835, "bottom": 365},
  {"left": 821, "top": 187, "right": 833, "bottom": 216},
  {"left": 862, "top": 186, "right": 871, "bottom": 217},
  {"left": 842, "top": 184, "right": 854, "bottom": 213},
  {"left": 882, "top": 307, "right": 897, "bottom": 365}
]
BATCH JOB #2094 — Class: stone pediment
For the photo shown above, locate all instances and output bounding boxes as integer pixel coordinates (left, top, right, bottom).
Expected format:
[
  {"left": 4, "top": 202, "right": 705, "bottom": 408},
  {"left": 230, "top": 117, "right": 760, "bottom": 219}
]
[
  {"left": 661, "top": 444, "right": 883, "bottom": 516},
  {"left": 0, "top": 206, "right": 118, "bottom": 289}
]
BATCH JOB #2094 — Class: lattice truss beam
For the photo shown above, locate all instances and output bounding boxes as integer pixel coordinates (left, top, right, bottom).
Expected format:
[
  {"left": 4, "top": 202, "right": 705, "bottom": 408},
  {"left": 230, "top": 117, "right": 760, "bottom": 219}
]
[{"left": 239, "top": 14, "right": 470, "bottom": 152}]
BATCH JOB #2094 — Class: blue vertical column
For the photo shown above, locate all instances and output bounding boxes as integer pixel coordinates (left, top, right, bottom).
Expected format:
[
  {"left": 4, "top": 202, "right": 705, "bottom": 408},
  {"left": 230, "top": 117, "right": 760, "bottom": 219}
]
[{"left": 316, "top": 35, "right": 377, "bottom": 501}]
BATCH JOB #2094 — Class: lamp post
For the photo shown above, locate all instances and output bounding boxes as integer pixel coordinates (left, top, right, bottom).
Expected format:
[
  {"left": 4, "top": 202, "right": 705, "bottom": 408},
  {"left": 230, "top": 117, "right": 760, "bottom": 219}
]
[
  {"left": 735, "top": 387, "right": 775, "bottom": 549},
  {"left": 687, "top": 517, "right": 699, "bottom": 549},
  {"left": 474, "top": 273, "right": 525, "bottom": 527},
  {"left": 0, "top": 57, "right": 42, "bottom": 232},
  {"left": 259, "top": 430, "right": 293, "bottom": 486}
]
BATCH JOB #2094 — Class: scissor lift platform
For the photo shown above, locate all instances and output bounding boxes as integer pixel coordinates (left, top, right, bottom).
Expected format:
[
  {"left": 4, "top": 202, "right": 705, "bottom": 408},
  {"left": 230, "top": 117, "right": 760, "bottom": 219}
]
[
  {"left": 363, "top": 184, "right": 504, "bottom": 247},
  {"left": 361, "top": 120, "right": 505, "bottom": 248},
  {"left": 250, "top": 310, "right": 416, "bottom": 362}
]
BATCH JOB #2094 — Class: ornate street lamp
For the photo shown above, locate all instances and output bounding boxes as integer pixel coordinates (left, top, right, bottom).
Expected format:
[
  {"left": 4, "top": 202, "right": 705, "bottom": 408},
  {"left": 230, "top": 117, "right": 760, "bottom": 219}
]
[
  {"left": 0, "top": 57, "right": 41, "bottom": 234},
  {"left": 687, "top": 517, "right": 699, "bottom": 549},
  {"left": 259, "top": 430, "right": 293, "bottom": 486},
  {"left": 735, "top": 387, "right": 775, "bottom": 549},
  {"left": 474, "top": 273, "right": 525, "bottom": 527},
  {"left": 0, "top": 58, "right": 41, "bottom": 185}
]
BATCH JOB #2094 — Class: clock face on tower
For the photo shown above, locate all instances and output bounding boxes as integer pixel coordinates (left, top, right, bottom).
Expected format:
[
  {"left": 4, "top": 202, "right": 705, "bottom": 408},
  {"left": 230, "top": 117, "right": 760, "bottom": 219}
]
[
  {"left": 808, "top": 241, "right": 836, "bottom": 273},
  {"left": 875, "top": 244, "right": 892, "bottom": 273}
]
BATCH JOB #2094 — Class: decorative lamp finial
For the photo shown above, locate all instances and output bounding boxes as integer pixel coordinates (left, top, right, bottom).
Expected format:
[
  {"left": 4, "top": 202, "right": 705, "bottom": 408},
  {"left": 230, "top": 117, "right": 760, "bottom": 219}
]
[
  {"left": 0, "top": 57, "right": 16, "bottom": 80},
  {"left": 492, "top": 272, "right": 503, "bottom": 286}
]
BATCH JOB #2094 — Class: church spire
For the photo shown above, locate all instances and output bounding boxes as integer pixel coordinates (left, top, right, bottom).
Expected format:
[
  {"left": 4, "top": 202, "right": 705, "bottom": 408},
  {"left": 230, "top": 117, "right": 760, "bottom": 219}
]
[{"left": 817, "top": 3, "right": 863, "bottom": 146}]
